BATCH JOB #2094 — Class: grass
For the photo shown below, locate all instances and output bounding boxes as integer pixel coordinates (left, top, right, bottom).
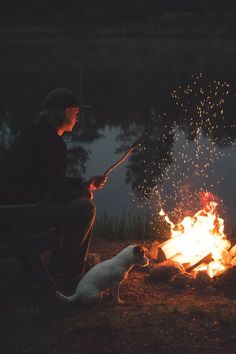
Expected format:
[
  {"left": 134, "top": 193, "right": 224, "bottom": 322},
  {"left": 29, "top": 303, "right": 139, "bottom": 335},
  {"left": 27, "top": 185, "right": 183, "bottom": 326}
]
[{"left": 93, "top": 212, "right": 170, "bottom": 241}]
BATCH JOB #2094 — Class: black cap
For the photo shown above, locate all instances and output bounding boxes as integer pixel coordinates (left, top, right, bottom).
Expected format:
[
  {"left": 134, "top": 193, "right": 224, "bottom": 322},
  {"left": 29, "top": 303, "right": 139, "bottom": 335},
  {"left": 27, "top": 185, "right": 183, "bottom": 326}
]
[{"left": 44, "top": 88, "right": 79, "bottom": 110}]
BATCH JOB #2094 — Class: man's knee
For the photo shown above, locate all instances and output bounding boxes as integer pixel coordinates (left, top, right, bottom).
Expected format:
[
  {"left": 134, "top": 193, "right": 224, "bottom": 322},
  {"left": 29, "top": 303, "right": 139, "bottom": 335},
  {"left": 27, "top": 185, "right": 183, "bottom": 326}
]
[
  {"left": 81, "top": 199, "right": 96, "bottom": 220},
  {"left": 70, "top": 198, "right": 96, "bottom": 223}
]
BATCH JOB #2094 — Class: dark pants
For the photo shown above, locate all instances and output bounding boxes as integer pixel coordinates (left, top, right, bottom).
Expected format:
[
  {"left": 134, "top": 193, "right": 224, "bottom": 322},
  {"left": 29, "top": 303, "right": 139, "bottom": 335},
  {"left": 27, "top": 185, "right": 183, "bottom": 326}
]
[{"left": 20, "top": 198, "right": 96, "bottom": 277}]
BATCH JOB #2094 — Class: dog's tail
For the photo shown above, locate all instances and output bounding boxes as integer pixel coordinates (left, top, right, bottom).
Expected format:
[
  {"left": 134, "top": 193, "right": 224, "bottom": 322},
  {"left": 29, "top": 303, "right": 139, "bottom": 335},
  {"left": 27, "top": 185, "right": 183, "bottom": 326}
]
[{"left": 55, "top": 291, "right": 78, "bottom": 304}]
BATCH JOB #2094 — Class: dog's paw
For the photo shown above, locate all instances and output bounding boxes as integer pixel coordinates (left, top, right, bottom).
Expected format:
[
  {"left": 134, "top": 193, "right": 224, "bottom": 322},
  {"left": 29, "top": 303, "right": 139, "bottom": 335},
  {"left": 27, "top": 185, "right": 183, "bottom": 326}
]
[{"left": 55, "top": 290, "right": 69, "bottom": 304}]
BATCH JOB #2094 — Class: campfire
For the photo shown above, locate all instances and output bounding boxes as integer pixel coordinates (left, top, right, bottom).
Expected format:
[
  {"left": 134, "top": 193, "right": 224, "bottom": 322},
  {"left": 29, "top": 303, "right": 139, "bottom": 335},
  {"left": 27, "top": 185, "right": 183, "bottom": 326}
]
[
  {"left": 150, "top": 191, "right": 236, "bottom": 290},
  {"left": 158, "top": 191, "right": 231, "bottom": 278}
]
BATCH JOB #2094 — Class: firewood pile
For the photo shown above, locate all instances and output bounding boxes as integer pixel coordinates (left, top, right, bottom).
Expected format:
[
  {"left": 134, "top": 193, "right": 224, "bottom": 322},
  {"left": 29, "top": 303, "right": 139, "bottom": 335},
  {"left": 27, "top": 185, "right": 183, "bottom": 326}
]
[{"left": 147, "top": 241, "right": 236, "bottom": 293}]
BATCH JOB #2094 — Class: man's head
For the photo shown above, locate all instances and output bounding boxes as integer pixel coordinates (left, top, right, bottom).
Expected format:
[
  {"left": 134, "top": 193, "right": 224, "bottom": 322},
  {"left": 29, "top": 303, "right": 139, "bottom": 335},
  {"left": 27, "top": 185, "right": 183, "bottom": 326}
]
[{"left": 44, "top": 88, "right": 80, "bottom": 135}]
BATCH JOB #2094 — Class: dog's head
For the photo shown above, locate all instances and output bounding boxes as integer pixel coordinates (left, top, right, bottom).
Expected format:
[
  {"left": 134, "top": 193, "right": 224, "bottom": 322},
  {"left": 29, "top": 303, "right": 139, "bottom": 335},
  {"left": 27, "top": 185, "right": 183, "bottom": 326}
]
[{"left": 133, "top": 244, "right": 149, "bottom": 267}]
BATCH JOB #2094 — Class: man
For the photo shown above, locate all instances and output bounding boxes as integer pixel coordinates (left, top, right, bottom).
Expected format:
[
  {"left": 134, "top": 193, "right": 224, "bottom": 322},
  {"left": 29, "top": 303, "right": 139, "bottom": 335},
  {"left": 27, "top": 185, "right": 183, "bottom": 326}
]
[{"left": 0, "top": 88, "right": 107, "bottom": 285}]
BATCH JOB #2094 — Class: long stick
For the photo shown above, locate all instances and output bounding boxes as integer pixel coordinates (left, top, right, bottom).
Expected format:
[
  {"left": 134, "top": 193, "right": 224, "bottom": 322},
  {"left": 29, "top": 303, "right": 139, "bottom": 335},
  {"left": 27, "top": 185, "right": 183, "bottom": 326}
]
[{"left": 103, "top": 140, "right": 139, "bottom": 176}]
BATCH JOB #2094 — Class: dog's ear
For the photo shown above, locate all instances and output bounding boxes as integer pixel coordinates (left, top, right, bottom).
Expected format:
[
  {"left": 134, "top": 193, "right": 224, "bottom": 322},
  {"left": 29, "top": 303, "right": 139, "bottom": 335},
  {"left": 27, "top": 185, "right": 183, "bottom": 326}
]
[{"left": 133, "top": 245, "right": 144, "bottom": 258}]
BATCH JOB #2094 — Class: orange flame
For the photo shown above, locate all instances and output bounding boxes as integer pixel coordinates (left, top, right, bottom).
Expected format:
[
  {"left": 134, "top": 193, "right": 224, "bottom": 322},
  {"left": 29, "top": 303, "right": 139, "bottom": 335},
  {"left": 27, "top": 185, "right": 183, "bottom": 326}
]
[{"left": 159, "top": 192, "right": 231, "bottom": 277}]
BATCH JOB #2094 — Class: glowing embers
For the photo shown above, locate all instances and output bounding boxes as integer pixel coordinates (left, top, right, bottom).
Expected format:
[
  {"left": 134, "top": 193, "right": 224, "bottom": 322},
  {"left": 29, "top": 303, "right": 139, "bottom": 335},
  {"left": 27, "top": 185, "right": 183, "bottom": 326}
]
[{"left": 159, "top": 191, "right": 231, "bottom": 278}]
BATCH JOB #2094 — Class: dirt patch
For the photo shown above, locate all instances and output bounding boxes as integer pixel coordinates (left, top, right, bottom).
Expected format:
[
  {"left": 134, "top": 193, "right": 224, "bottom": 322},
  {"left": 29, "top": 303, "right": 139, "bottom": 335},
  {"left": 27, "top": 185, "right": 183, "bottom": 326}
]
[{"left": 1, "top": 238, "right": 236, "bottom": 354}]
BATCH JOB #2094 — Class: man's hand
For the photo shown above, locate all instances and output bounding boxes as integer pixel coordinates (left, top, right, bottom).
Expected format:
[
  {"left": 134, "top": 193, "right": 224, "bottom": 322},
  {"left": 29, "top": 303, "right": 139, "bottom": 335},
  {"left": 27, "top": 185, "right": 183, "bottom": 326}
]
[{"left": 85, "top": 175, "right": 108, "bottom": 192}]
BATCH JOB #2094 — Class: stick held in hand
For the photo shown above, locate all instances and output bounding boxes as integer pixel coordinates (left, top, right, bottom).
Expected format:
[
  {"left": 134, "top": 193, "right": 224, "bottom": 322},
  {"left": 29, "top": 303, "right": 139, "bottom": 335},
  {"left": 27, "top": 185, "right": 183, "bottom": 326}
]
[{"left": 103, "top": 140, "right": 140, "bottom": 176}]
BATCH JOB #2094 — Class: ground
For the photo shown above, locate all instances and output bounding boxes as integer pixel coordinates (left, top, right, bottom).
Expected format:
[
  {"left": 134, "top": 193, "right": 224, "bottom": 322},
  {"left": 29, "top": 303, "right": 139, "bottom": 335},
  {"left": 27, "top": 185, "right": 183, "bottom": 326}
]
[{"left": 1, "top": 238, "right": 236, "bottom": 354}]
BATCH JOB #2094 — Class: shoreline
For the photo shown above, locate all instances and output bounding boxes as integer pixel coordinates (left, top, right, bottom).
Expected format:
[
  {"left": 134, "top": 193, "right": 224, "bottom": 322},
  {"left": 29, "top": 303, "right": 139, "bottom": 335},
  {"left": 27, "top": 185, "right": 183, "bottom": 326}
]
[{"left": 1, "top": 12, "right": 236, "bottom": 41}]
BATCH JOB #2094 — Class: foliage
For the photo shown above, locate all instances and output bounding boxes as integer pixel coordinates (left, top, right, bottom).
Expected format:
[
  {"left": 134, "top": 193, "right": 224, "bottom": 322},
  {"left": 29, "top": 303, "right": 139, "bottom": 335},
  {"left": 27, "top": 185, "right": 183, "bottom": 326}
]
[{"left": 1, "top": 1, "right": 236, "bottom": 28}]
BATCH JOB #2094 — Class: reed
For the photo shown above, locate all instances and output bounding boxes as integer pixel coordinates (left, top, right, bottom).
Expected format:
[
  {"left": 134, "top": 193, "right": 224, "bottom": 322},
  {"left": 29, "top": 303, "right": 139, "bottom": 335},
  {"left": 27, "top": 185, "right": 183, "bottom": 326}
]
[{"left": 93, "top": 211, "right": 170, "bottom": 241}]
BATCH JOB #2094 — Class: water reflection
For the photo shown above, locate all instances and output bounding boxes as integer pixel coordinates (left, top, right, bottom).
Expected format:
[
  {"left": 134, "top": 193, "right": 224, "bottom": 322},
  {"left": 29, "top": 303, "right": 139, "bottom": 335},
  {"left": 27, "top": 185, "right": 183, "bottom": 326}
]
[
  {"left": 83, "top": 124, "right": 236, "bottom": 229},
  {"left": 115, "top": 75, "right": 236, "bottom": 212},
  {"left": 0, "top": 36, "right": 236, "bottom": 226}
]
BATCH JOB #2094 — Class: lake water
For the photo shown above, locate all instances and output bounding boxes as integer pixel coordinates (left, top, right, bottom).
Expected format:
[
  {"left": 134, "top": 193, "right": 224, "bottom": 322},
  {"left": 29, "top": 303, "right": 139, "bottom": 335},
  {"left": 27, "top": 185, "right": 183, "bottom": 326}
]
[
  {"left": 81, "top": 125, "right": 236, "bottom": 225},
  {"left": 0, "top": 35, "right": 236, "bottom": 228}
]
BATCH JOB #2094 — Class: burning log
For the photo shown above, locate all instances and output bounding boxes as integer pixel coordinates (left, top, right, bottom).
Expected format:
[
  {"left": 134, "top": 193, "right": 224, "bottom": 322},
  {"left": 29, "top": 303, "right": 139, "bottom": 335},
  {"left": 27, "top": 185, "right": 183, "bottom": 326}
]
[
  {"left": 156, "top": 247, "right": 167, "bottom": 263},
  {"left": 149, "top": 241, "right": 167, "bottom": 263},
  {"left": 227, "top": 244, "right": 236, "bottom": 266},
  {"left": 156, "top": 238, "right": 214, "bottom": 272},
  {"left": 194, "top": 271, "right": 212, "bottom": 289},
  {"left": 215, "top": 266, "right": 236, "bottom": 291},
  {"left": 221, "top": 250, "right": 232, "bottom": 266},
  {"left": 170, "top": 273, "right": 194, "bottom": 289},
  {"left": 185, "top": 253, "right": 213, "bottom": 272},
  {"left": 231, "top": 257, "right": 236, "bottom": 266},
  {"left": 157, "top": 191, "right": 232, "bottom": 278},
  {"left": 149, "top": 259, "right": 185, "bottom": 283},
  {"left": 230, "top": 244, "right": 236, "bottom": 257}
]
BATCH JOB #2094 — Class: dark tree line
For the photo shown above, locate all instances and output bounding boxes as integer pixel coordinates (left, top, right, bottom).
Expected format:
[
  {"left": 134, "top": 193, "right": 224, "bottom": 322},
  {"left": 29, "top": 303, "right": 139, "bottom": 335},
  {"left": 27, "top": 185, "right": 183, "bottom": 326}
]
[{"left": 1, "top": 0, "right": 236, "bottom": 28}]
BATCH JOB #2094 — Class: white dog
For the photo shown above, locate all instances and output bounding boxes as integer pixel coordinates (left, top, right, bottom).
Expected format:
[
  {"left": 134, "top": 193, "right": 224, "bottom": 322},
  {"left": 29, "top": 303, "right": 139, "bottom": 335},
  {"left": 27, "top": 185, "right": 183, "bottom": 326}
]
[{"left": 56, "top": 244, "right": 149, "bottom": 305}]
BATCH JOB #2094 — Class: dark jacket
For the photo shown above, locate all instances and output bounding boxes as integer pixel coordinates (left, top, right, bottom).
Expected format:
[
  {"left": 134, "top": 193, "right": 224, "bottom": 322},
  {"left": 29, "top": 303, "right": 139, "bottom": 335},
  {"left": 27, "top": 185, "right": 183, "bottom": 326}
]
[{"left": 0, "top": 119, "right": 87, "bottom": 204}]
